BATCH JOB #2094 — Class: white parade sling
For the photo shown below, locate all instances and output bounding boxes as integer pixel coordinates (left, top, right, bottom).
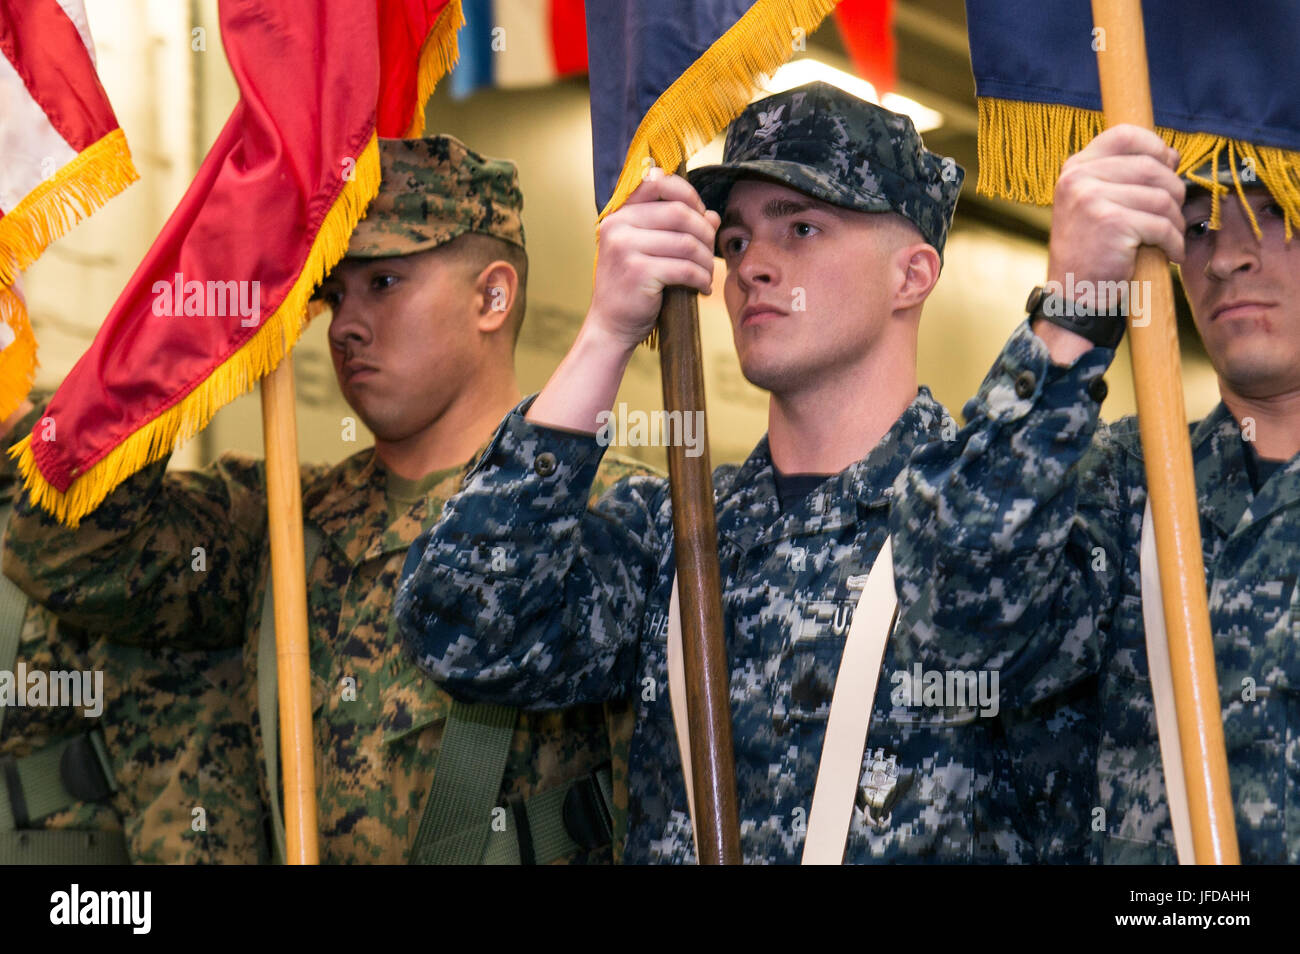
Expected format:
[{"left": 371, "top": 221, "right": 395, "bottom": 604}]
[
  {"left": 667, "top": 536, "right": 899, "bottom": 865},
  {"left": 1140, "top": 498, "right": 1196, "bottom": 864}
]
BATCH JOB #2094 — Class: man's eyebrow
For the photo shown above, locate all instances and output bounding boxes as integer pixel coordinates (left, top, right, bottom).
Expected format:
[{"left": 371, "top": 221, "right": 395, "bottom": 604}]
[
  {"left": 720, "top": 207, "right": 745, "bottom": 231},
  {"left": 762, "top": 196, "right": 824, "bottom": 218},
  {"left": 720, "top": 195, "right": 838, "bottom": 230}
]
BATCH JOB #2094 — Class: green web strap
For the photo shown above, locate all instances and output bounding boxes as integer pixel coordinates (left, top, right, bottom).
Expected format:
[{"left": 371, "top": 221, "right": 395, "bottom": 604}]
[
  {"left": 410, "top": 699, "right": 616, "bottom": 866},
  {"left": 0, "top": 500, "right": 129, "bottom": 864},
  {"left": 478, "top": 765, "right": 615, "bottom": 865},
  {"left": 410, "top": 700, "right": 517, "bottom": 864},
  {"left": 0, "top": 730, "right": 115, "bottom": 828},
  {"left": 257, "top": 523, "right": 326, "bottom": 865},
  {"left": 0, "top": 500, "right": 25, "bottom": 741},
  {"left": 0, "top": 828, "right": 128, "bottom": 864}
]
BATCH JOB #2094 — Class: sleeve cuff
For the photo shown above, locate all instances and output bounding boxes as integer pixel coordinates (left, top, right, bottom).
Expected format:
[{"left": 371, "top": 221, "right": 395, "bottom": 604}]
[
  {"left": 463, "top": 394, "right": 608, "bottom": 513},
  {"left": 976, "top": 320, "right": 1116, "bottom": 424}
]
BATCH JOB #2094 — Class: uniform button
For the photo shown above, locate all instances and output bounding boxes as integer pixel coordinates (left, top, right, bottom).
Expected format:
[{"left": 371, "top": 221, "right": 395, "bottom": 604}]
[
  {"left": 1014, "top": 370, "right": 1037, "bottom": 399},
  {"left": 1088, "top": 376, "right": 1109, "bottom": 403},
  {"left": 534, "top": 451, "right": 558, "bottom": 477}
]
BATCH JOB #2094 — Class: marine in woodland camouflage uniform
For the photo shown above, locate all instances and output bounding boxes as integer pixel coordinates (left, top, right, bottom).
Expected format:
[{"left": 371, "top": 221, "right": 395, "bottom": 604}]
[
  {"left": 397, "top": 84, "right": 1083, "bottom": 863},
  {"left": 1, "top": 399, "right": 264, "bottom": 863},
  {"left": 891, "top": 149, "right": 1300, "bottom": 863},
  {"left": 4, "top": 135, "right": 649, "bottom": 863}
]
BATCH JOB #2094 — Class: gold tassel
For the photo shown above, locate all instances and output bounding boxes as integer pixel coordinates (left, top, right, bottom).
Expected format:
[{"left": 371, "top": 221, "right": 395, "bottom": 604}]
[
  {"left": 976, "top": 97, "right": 1300, "bottom": 241},
  {"left": 599, "top": 0, "right": 840, "bottom": 223},
  {"left": 0, "top": 128, "right": 139, "bottom": 285},
  {"left": 403, "top": 0, "right": 466, "bottom": 139},
  {"left": 10, "top": 134, "right": 383, "bottom": 527},
  {"left": 0, "top": 287, "right": 38, "bottom": 421}
]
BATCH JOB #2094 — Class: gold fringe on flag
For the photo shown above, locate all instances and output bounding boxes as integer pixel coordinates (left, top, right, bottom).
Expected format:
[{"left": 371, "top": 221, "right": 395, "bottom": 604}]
[
  {"left": 9, "top": 134, "right": 383, "bottom": 527},
  {"left": 0, "top": 128, "right": 139, "bottom": 286},
  {"left": 403, "top": 0, "right": 466, "bottom": 138},
  {"left": 0, "top": 287, "right": 37, "bottom": 421},
  {"left": 600, "top": 0, "right": 839, "bottom": 223},
  {"left": 976, "top": 97, "right": 1300, "bottom": 241}
]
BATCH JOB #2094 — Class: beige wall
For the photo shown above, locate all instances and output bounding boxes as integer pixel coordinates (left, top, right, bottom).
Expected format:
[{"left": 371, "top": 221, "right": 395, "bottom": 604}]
[{"left": 20, "top": 5, "right": 1225, "bottom": 479}]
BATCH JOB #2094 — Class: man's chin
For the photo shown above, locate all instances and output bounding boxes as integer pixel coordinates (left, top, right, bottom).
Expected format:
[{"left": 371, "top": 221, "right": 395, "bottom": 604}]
[
  {"left": 348, "top": 407, "right": 439, "bottom": 446},
  {"left": 737, "top": 353, "right": 810, "bottom": 395},
  {"left": 339, "top": 393, "right": 387, "bottom": 438},
  {"left": 1213, "top": 348, "right": 1300, "bottom": 399}
]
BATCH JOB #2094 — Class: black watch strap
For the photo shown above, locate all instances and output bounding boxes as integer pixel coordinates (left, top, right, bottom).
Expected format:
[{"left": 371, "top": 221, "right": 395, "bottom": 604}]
[{"left": 1025, "top": 285, "right": 1126, "bottom": 349}]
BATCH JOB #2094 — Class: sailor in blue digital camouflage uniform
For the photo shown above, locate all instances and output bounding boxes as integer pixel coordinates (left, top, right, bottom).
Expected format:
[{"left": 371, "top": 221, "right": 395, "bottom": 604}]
[
  {"left": 892, "top": 122, "right": 1300, "bottom": 864},
  {"left": 394, "top": 81, "right": 1081, "bottom": 864}
]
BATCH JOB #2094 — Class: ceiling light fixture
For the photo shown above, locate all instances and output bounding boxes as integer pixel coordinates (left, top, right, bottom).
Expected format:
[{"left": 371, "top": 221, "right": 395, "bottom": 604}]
[{"left": 761, "top": 58, "right": 944, "bottom": 133}]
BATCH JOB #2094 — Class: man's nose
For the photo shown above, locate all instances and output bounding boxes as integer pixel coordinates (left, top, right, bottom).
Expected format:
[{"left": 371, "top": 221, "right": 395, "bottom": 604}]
[
  {"left": 1205, "top": 217, "right": 1261, "bottom": 281},
  {"left": 737, "top": 239, "right": 778, "bottom": 289},
  {"left": 327, "top": 297, "right": 373, "bottom": 350}
]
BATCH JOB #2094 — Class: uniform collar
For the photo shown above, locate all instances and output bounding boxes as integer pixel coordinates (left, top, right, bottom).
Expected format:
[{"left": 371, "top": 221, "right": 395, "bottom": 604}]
[
  {"left": 1240, "top": 452, "right": 1300, "bottom": 530},
  {"left": 714, "top": 387, "right": 948, "bottom": 551},
  {"left": 304, "top": 445, "right": 481, "bottom": 565},
  {"left": 1181, "top": 401, "right": 1300, "bottom": 536},
  {"left": 1233, "top": 427, "right": 1300, "bottom": 533},
  {"left": 1188, "top": 403, "right": 1254, "bottom": 538}
]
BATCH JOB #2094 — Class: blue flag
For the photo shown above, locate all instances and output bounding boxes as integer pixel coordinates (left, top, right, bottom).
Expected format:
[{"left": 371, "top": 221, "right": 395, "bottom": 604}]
[
  {"left": 585, "top": 0, "right": 838, "bottom": 218},
  {"left": 449, "top": 0, "right": 495, "bottom": 99},
  {"left": 966, "top": 0, "right": 1300, "bottom": 232}
]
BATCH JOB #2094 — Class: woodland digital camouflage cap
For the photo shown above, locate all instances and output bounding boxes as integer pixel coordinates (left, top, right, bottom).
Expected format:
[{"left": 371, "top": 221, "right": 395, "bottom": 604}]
[
  {"left": 346, "top": 134, "right": 525, "bottom": 258},
  {"left": 688, "top": 81, "right": 964, "bottom": 256}
]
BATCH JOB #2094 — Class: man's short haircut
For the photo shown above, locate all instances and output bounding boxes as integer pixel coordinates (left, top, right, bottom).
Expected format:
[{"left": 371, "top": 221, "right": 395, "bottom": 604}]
[
  {"left": 878, "top": 209, "right": 928, "bottom": 250},
  {"left": 443, "top": 232, "right": 529, "bottom": 343}
]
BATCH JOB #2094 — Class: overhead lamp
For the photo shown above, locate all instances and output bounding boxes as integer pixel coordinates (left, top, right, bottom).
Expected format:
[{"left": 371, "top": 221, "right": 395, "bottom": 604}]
[{"left": 761, "top": 58, "right": 944, "bottom": 133}]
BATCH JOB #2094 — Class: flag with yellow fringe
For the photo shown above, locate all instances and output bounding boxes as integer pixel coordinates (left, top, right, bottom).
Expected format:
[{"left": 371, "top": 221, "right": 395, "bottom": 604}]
[
  {"left": 585, "top": 0, "right": 841, "bottom": 223},
  {"left": 0, "top": 0, "right": 138, "bottom": 422},
  {"left": 11, "top": 0, "right": 464, "bottom": 526},
  {"left": 966, "top": 0, "right": 1300, "bottom": 235}
]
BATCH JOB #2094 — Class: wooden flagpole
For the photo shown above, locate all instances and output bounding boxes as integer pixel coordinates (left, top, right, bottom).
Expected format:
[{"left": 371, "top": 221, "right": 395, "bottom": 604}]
[
  {"left": 1091, "top": 0, "right": 1240, "bottom": 864},
  {"left": 260, "top": 356, "right": 320, "bottom": 864},
  {"left": 658, "top": 164, "right": 741, "bottom": 864}
]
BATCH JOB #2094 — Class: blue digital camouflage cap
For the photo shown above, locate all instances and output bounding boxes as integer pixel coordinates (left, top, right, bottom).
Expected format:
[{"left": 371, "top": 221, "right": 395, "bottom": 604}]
[
  {"left": 687, "top": 81, "right": 965, "bottom": 257},
  {"left": 1183, "top": 154, "right": 1266, "bottom": 193}
]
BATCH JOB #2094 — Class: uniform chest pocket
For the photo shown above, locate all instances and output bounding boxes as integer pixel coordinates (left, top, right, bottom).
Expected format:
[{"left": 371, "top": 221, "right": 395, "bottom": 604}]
[
  {"left": 779, "top": 596, "right": 856, "bottom": 724},
  {"left": 380, "top": 657, "right": 452, "bottom": 745}
]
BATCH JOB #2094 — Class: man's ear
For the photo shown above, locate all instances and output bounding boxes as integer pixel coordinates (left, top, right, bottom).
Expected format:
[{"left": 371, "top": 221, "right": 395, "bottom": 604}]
[
  {"left": 474, "top": 260, "right": 519, "bottom": 333},
  {"left": 893, "top": 242, "right": 941, "bottom": 312}
]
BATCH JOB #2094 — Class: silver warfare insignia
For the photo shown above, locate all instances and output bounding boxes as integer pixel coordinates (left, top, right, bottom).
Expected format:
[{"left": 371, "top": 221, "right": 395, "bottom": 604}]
[
  {"left": 753, "top": 105, "right": 786, "bottom": 142},
  {"left": 856, "top": 749, "right": 914, "bottom": 830}
]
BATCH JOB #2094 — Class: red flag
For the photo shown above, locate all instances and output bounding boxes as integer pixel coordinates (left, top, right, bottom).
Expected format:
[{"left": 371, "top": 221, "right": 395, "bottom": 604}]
[
  {"left": 13, "top": 0, "right": 463, "bottom": 525},
  {"left": 550, "top": 0, "right": 588, "bottom": 78},
  {"left": 833, "top": 0, "right": 895, "bottom": 93},
  {"left": 378, "top": 0, "right": 465, "bottom": 138},
  {"left": 0, "top": 0, "right": 138, "bottom": 419}
]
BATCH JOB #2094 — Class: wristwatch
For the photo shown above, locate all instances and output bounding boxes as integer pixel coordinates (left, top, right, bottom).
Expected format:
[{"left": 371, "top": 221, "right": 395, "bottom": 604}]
[{"left": 1025, "top": 285, "right": 1126, "bottom": 349}]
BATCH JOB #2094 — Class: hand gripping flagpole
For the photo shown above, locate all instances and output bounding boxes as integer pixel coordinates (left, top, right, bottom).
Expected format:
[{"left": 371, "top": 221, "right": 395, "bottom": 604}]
[
  {"left": 260, "top": 357, "right": 320, "bottom": 864},
  {"left": 658, "top": 163, "right": 742, "bottom": 864},
  {"left": 1091, "top": 0, "right": 1240, "bottom": 864}
]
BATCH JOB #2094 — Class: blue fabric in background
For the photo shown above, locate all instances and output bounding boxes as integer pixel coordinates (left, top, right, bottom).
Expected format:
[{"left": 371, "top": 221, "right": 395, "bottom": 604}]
[
  {"left": 450, "top": 0, "right": 495, "bottom": 100},
  {"left": 965, "top": 0, "right": 1300, "bottom": 150},
  {"left": 585, "top": 0, "right": 755, "bottom": 211}
]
